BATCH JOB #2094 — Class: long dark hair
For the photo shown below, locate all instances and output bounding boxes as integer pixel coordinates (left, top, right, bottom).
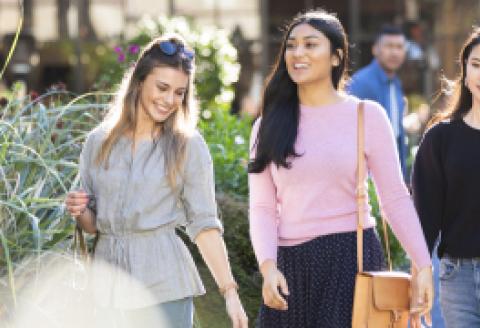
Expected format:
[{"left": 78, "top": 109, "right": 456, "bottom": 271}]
[
  {"left": 248, "top": 10, "right": 348, "bottom": 173},
  {"left": 428, "top": 27, "right": 480, "bottom": 128}
]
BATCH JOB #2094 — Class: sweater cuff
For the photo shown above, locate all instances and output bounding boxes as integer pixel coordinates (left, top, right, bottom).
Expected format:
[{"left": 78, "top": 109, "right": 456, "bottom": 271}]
[
  {"left": 413, "top": 253, "right": 432, "bottom": 271},
  {"left": 255, "top": 244, "right": 278, "bottom": 268}
]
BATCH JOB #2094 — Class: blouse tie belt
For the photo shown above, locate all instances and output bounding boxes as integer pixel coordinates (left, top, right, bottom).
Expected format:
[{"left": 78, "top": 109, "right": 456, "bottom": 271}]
[{"left": 98, "top": 221, "right": 178, "bottom": 271}]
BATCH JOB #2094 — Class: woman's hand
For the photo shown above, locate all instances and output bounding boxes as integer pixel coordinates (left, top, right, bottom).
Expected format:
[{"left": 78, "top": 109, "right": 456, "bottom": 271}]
[
  {"left": 224, "top": 289, "right": 248, "bottom": 328},
  {"left": 410, "top": 265, "right": 433, "bottom": 328},
  {"left": 65, "top": 190, "right": 89, "bottom": 218},
  {"left": 194, "top": 230, "right": 247, "bottom": 327},
  {"left": 260, "top": 260, "right": 289, "bottom": 311}
]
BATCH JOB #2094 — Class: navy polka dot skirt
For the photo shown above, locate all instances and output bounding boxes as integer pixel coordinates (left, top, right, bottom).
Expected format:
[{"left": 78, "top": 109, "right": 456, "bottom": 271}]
[{"left": 256, "top": 228, "right": 385, "bottom": 328}]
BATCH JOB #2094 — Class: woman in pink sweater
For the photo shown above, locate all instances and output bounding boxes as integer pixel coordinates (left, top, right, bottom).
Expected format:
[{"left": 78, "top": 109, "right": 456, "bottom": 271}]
[{"left": 248, "top": 10, "right": 433, "bottom": 327}]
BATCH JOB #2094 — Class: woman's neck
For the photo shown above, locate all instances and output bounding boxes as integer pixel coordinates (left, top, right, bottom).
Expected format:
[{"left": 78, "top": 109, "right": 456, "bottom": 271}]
[
  {"left": 134, "top": 124, "right": 158, "bottom": 140},
  {"left": 133, "top": 105, "right": 159, "bottom": 141},
  {"left": 297, "top": 79, "right": 344, "bottom": 107},
  {"left": 465, "top": 97, "right": 480, "bottom": 129}
]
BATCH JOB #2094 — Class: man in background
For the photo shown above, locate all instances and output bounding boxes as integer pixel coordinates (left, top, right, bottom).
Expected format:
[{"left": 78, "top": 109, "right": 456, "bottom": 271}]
[{"left": 348, "top": 25, "right": 408, "bottom": 179}]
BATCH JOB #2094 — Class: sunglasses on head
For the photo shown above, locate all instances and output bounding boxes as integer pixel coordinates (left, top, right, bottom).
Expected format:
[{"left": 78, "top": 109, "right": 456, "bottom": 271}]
[{"left": 159, "top": 40, "right": 195, "bottom": 61}]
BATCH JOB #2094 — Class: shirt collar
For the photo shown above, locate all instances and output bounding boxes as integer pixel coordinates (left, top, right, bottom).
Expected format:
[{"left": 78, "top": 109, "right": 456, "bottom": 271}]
[{"left": 371, "top": 59, "right": 397, "bottom": 84}]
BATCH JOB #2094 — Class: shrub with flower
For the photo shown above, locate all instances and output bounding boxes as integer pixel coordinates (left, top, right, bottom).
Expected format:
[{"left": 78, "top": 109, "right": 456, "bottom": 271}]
[{"left": 113, "top": 44, "right": 140, "bottom": 64}]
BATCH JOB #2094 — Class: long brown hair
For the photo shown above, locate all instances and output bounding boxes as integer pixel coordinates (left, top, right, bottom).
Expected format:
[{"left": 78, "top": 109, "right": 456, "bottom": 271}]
[
  {"left": 428, "top": 27, "right": 480, "bottom": 128},
  {"left": 95, "top": 34, "right": 198, "bottom": 188}
]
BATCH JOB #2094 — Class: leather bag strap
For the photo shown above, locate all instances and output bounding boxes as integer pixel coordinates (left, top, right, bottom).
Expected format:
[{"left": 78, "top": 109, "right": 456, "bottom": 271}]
[
  {"left": 356, "top": 102, "right": 366, "bottom": 273},
  {"left": 74, "top": 224, "right": 89, "bottom": 262},
  {"left": 356, "top": 102, "right": 393, "bottom": 273}
]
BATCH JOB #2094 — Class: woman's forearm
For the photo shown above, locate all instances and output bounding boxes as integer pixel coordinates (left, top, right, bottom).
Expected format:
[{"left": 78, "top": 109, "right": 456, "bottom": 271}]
[
  {"left": 195, "top": 229, "right": 236, "bottom": 290},
  {"left": 76, "top": 208, "right": 97, "bottom": 233}
]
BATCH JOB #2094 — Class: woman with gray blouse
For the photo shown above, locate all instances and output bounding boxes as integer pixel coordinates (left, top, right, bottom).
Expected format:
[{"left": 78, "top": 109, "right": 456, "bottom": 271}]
[{"left": 64, "top": 34, "right": 248, "bottom": 328}]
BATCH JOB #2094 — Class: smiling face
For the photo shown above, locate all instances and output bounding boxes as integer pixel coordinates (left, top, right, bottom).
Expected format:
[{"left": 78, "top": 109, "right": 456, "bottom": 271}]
[
  {"left": 465, "top": 44, "right": 480, "bottom": 102},
  {"left": 137, "top": 66, "right": 189, "bottom": 124},
  {"left": 284, "top": 23, "right": 340, "bottom": 86}
]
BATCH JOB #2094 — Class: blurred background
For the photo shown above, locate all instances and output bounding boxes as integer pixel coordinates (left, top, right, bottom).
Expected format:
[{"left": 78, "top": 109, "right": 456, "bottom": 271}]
[
  {"left": 1, "top": 0, "right": 479, "bottom": 113},
  {"left": 1, "top": 1, "right": 479, "bottom": 327}
]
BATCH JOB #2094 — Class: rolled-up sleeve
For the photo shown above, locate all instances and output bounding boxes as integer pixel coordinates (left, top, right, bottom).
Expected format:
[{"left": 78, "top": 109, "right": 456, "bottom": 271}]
[{"left": 182, "top": 132, "right": 223, "bottom": 242}]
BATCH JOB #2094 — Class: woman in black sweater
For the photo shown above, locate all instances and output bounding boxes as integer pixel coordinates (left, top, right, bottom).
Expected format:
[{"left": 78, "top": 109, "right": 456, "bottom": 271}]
[{"left": 412, "top": 28, "right": 480, "bottom": 327}]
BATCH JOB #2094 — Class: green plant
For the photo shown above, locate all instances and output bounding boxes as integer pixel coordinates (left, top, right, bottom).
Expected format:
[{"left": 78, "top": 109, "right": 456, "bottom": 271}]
[
  {"left": 367, "top": 180, "right": 409, "bottom": 270},
  {"left": 0, "top": 92, "right": 107, "bottom": 303},
  {"left": 199, "top": 106, "right": 251, "bottom": 196}
]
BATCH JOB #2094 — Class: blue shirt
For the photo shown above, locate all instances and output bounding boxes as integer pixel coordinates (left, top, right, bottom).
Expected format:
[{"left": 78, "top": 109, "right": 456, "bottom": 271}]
[{"left": 347, "top": 59, "right": 407, "bottom": 178}]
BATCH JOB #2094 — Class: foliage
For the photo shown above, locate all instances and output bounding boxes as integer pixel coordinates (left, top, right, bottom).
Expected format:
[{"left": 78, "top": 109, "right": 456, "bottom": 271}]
[
  {"left": 199, "top": 106, "right": 250, "bottom": 196},
  {"left": 368, "top": 180, "right": 409, "bottom": 270},
  {"left": 0, "top": 92, "right": 107, "bottom": 303}
]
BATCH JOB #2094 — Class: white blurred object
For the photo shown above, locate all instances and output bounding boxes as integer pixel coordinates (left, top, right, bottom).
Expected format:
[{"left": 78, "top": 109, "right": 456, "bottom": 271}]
[
  {"left": 403, "top": 103, "right": 430, "bottom": 135},
  {"left": 4, "top": 252, "right": 165, "bottom": 328},
  {"left": 403, "top": 111, "right": 422, "bottom": 134},
  {"left": 406, "top": 40, "right": 424, "bottom": 61}
]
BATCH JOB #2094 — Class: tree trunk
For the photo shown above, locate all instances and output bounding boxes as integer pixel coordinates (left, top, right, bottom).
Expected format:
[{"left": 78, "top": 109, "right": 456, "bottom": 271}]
[
  {"left": 23, "top": 0, "right": 33, "bottom": 34},
  {"left": 77, "top": 0, "right": 96, "bottom": 41},
  {"left": 57, "top": 0, "right": 70, "bottom": 39}
]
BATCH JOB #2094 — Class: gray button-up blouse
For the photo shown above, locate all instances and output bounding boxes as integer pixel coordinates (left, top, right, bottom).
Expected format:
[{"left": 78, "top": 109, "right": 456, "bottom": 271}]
[{"left": 79, "top": 126, "right": 223, "bottom": 308}]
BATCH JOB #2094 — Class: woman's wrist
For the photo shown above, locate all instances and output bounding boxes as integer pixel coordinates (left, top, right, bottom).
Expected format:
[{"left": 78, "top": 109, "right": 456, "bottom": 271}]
[
  {"left": 417, "top": 265, "right": 432, "bottom": 274},
  {"left": 411, "top": 264, "right": 432, "bottom": 278},
  {"left": 223, "top": 286, "right": 239, "bottom": 300},
  {"left": 259, "top": 259, "right": 277, "bottom": 278},
  {"left": 77, "top": 208, "right": 97, "bottom": 233},
  {"left": 76, "top": 207, "right": 89, "bottom": 221},
  {"left": 219, "top": 281, "right": 239, "bottom": 298}
]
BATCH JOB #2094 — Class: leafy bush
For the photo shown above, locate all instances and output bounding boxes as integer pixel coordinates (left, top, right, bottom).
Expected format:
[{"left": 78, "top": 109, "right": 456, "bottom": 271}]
[{"left": 199, "top": 105, "right": 250, "bottom": 196}]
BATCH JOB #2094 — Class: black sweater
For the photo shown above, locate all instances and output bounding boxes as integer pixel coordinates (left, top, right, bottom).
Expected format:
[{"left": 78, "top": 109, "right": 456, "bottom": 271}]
[{"left": 412, "top": 119, "right": 480, "bottom": 259}]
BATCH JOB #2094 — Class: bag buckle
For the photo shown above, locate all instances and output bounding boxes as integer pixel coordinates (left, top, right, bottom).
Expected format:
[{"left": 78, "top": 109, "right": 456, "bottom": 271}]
[{"left": 390, "top": 310, "right": 401, "bottom": 326}]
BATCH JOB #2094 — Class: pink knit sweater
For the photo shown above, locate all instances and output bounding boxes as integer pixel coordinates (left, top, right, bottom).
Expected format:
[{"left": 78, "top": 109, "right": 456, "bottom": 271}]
[{"left": 248, "top": 96, "right": 431, "bottom": 269}]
